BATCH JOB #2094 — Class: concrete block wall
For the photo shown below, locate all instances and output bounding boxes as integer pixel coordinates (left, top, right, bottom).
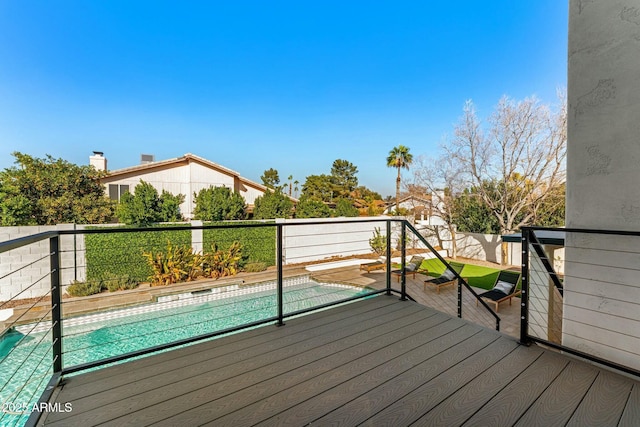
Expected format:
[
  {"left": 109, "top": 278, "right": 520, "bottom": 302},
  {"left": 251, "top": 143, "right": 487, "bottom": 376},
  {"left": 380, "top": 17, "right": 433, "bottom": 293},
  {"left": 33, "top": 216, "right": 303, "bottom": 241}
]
[{"left": 0, "top": 225, "right": 85, "bottom": 302}]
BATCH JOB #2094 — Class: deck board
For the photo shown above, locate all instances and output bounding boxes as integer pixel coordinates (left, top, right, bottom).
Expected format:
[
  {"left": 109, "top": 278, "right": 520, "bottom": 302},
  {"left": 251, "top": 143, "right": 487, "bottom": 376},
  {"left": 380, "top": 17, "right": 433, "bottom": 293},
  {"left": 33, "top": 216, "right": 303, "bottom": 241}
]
[
  {"left": 619, "top": 384, "right": 640, "bottom": 427},
  {"left": 462, "top": 351, "right": 570, "bottom": 426},
  {"left": 39, "top": 295, "right": 640, "bottom": 427},
  {"left": 566, "top": 370, "right": 635, "bottom": 427},
  {"left": 48, "top": 298, "right": 419, "bottom": 425},
  {"left": 149, "top": 315, "right": 461, "bottom": 426},
  {"left": 414, "top": 344, "right": 544, "bottom": 426},
  {"left": 244, "top": 323, "right": 488, "bottom": 427},
  {"left": 361, "top": 336, "right": 518, "bottom": 426},
  {"left": 52, "top": 298, "right": 411, "bottom": 414},
  {"left": 514, "top": 361, "right": 599, "bottom": 426}
]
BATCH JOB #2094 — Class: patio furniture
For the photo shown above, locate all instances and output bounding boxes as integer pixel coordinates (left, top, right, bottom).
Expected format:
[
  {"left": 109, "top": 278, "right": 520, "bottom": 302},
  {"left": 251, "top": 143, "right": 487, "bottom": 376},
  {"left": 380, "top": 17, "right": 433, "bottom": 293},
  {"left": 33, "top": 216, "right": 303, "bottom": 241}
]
[
  {"left": 360, "top": 259, "right": 386, "bottom": 272},
  {"left": 476, "top": 270, "right": 521, "bottom": 312},
  {"left": 423, "top": 262, "right": 464, "bottom": 293},
  {"left": 391, "top": 256, "right": 425, "bottom": 282}
]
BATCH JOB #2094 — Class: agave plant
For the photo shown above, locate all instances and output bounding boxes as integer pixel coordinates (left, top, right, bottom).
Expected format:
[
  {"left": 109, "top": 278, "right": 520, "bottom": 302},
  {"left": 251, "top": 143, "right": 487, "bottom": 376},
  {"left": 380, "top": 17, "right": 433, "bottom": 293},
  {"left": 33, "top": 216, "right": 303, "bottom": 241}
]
[
  {"left": 143, "top": 241, "right": 202, "bottom": 286},
  {"left": 203, "top": 241, "right": 243, "bottom": 279}
]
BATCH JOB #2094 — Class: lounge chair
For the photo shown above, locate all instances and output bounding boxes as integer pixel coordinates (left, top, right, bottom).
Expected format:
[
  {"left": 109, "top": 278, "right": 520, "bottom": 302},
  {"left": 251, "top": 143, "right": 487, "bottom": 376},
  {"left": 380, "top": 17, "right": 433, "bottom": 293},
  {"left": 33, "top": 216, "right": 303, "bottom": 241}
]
[
  {"left": 360, "top": 258, "right": 386, "bottom": 272},
  {"left": 391, "top": 256, "right": 425, "bottom": 282},
  {"left": 423, "top": 262, "right": 464, "bottom": 293},
  {"left": 476, "top": 270, "right": 521, "bottom": 312}
]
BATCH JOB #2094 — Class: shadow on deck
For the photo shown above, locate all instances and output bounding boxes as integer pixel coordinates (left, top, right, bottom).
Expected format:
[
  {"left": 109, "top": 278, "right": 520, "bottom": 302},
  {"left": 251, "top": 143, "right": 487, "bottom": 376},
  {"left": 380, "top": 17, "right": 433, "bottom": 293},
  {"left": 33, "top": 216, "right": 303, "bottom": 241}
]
[{"left": 40, "top": 296, "right": 640, "bottom": 426}]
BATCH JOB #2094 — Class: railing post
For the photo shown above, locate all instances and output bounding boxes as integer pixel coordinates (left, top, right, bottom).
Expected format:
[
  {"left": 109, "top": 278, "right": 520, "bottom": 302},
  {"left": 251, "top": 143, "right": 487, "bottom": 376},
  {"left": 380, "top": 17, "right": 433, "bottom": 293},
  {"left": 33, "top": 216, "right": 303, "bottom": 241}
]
[
  {"left": 520, "top": 228, "right": 530, "bottom": 345},
  {"left": 385, "top": 220, "right": 392, "bottom": 295},
  {"left": 276, "top": 221, "right": 285, "bottom": 326},
  {"left": 457, "top": 278, "right": 462, "bottom": 319},
  {"left": 50, "top": 235, "right": 63, "bottom": 373},
  {"left": 400, "top": 221, "right": 407, "bottom": 301}
]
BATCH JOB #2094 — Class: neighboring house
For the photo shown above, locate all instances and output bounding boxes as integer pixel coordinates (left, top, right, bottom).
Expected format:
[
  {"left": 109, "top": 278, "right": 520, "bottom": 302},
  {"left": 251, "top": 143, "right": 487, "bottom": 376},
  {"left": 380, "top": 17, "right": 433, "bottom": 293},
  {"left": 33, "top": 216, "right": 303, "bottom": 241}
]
[
  {"left": 383, "top": 194, "right": 447, "bottom": 225},
  {"left": 92, "top": 152, "right": 277, "bottom": 219}
]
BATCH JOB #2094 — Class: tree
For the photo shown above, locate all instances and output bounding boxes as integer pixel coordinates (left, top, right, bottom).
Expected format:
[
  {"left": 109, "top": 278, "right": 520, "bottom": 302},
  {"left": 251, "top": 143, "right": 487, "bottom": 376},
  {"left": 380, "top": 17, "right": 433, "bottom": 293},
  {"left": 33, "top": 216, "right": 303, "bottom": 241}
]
[
  {"left": 260, "top": 168, "right": 280, "bottom": 189},
  {"left": 409, "top": 151, "right": 479, "bottom": 259},
  {"left": 451, "top": 185, "right": 500, "bottom": 234},
  {"left": 116, "top": 180, "right": 184, "bottom": 225},
  {"left": 330, "top": 159, "right": 358, "bottom": 198},
  {"left": 0, "top": 152, "right": 115, "bottom": 225},
  {"left": 253, "top": 189, "right": 293, "bottom": 219},
  {"left": 334, "top": 198, "right": 359, "bottom": 217},
  {"left": 287, "top": 175, "right": 293, "bottom": 197},
  {"left": 448, "top": 94, "right": 566, "bottom": 235},
  {"left": 295, "top": 196, "right": 332, "bottom": 218},
  {"left": 386, "top": 145, "right": 413, "bottom": 213},
  {"left": 193, "top": 186, "right": 246, "bottom": 221},
  {"left": 293, "top": 180, "right": 299, "bottom": 198},
  {"left": 530, "top": 182, "right": 565, "bottom": 227},
  {"left": 301, "top": 174, "right": 335, "bottom": 202},
  {"left": 352, "top": 186, "right": 382, "bottom": 202},
  {"left": 159, "top": 190, "right": 185, "bottom": 222}
]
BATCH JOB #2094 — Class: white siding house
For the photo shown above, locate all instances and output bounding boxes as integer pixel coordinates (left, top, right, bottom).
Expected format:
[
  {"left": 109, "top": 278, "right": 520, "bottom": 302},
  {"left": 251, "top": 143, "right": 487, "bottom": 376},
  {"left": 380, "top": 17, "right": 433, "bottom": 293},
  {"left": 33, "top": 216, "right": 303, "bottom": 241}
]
[{"left": 95, "top": 153, "right": 273, "bottom": 219}]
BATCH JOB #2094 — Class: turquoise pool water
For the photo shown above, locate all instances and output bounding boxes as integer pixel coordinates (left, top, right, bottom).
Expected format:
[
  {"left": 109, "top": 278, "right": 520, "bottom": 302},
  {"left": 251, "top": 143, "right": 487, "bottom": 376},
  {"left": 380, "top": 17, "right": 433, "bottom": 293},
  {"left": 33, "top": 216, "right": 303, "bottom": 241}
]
[{"left": 0, "top": 278, "right": 369, "bottom": 426}]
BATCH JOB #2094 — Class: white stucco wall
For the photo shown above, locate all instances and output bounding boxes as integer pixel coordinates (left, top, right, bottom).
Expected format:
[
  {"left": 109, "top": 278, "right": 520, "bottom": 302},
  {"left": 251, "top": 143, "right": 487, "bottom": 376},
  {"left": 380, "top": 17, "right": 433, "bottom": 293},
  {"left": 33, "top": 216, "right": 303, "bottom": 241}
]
[{"left": 565, "top": 0, "right": 640, "bottom": 370}]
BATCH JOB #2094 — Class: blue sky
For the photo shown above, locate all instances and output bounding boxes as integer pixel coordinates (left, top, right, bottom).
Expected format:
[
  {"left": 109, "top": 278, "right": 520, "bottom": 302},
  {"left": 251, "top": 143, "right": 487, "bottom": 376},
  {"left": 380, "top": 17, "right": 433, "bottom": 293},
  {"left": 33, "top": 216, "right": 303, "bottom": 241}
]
[{"left": 0, "top": 1, "right": 567, "bottom": 198}]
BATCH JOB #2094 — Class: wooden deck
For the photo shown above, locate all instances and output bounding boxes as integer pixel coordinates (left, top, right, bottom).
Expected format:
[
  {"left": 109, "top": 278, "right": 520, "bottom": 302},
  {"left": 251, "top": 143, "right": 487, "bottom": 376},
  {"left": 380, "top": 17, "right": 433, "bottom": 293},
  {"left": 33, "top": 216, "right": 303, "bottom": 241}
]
[{"left": 40, "top": 296, "right": 639, "bottom": 426}]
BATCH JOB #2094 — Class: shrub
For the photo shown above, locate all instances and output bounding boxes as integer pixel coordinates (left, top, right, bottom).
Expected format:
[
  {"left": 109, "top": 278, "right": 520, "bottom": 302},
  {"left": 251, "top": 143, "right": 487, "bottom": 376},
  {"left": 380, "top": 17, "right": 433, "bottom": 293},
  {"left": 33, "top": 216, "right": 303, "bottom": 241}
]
[
  {"left": 116, "top": 180, "right": 184, "bottom": 225},
  {"left": 253, "top": 190, "right": 293, "bottom": 219},
  {"left": 202, "top": 242, "right": 243, "bottom": 279},
  {"left": 102, "top": 272, "right": 138, "bottom": 292},
  {"left": 143, "top": 241, "right": 201, "bottom": 286},
  {"left": 244, "top": 262, "right": 267, "bottom": 272},
  {"left": 369, "top": 227, "right": 387, "bottom": 256},
  {"left": 193, "top": 186, "right": 246, "bottom": 221},
  {"left": 67, "top": 279, "right": 104, "bottom": 297}
]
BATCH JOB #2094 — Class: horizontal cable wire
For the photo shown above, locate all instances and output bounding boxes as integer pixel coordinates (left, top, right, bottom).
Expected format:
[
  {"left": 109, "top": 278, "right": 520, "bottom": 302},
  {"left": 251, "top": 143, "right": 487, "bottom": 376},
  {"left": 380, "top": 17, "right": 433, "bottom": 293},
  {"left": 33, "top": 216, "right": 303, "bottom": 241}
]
[
  {"left": 0, "top": 323, "right": 55, "bottom": 397},
  {"left": 0, "top": 253, "right": 50, "bottom": 282},
  {"left": 63, "top": 283, "right": 360, "bottom": 356},
  {"left": 0, "top": 288, "right": 54, "bottom": 333},
  {"left": 0, "top": 272, "right": 53, "bottom": 311}
]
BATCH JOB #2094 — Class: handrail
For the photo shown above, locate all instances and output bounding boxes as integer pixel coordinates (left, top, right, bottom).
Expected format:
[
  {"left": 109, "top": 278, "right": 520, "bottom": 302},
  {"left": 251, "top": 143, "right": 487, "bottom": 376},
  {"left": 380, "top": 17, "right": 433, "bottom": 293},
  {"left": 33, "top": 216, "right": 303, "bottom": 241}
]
[
  {"left": 520, "top": 225, "right": 640, "bottom": 378},
  {"left": 526, "top": 229, "right": 563, "bottom": 296},
  {"left": 403, "top": 221, "right": 501, "bottom": 330},
  {"left": 0, "top": 231, "right": 57, "bottom": 255}
]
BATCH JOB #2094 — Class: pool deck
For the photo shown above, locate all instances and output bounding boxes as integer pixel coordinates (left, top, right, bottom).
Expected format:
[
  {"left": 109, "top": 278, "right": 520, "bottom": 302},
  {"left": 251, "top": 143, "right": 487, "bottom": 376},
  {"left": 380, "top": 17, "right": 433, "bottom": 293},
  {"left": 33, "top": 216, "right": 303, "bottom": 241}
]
[{"left": 40, "top": 295, "right": 640, "bottom": 426}]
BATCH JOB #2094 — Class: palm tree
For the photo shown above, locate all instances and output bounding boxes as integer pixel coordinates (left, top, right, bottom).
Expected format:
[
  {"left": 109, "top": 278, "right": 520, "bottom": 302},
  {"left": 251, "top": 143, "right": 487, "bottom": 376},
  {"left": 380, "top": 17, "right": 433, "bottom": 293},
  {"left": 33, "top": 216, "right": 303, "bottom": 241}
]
[
  {"left": 293, "top": 180, "right": 299, "bottom": 198},
  {"left": 386, "top": 145, "right": 413, "bottom": 214},
  {"left": 287, "top": 175, "right": 293, "bottom": 197}
]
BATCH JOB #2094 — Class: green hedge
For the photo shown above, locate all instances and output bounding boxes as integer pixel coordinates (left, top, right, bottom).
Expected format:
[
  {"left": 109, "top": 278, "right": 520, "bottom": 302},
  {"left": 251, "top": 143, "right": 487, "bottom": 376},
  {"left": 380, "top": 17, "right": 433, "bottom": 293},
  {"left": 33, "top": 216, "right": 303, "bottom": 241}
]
[
  {"left": 84, "top": 222, "right": 276, "bottom": 284},
  {"left": 85, "top": 225, "right": 191, "bottom": 282},
  {"left": 203, "top": 221, "right": 276, "bottom": 266}
]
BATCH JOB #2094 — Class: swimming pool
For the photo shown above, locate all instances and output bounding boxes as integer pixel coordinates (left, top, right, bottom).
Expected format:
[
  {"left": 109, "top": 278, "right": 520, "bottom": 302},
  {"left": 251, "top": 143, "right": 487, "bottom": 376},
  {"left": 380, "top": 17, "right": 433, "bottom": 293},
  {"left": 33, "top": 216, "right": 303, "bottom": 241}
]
[{"left": 0, "top": 276, "right": 370, "bottom": 426}]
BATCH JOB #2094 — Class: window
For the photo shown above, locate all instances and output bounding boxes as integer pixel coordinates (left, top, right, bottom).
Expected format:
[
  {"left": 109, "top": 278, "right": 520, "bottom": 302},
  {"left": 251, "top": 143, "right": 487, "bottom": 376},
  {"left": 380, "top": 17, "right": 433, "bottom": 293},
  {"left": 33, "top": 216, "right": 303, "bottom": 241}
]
[{"left": 108, "top": 184, "right": 130, "bottom": 201}]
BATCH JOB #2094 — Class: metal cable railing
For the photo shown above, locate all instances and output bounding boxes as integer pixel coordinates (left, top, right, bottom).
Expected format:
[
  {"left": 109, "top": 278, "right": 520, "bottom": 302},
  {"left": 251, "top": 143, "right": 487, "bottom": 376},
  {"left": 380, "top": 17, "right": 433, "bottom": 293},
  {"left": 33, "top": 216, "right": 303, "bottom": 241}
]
[
  {"left": 0, "top": 218, "right": 474, "bottom": 426},
  {"left": 403, "top": 221, "right": 501, "bottom": 330},
  {"left": 521, "top": 226, "right": 640, "bottom": 378},
  {"left": 0, "top": 240, "right": 57, "bottom": 427}
]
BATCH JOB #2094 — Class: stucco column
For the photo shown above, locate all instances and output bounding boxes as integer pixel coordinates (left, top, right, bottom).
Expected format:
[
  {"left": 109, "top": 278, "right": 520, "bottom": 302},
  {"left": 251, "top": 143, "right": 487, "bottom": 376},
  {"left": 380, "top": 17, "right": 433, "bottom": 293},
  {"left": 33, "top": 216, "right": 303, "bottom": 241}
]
[
  {"left": 567, "top": 1, "right": 640, "bottom": 227},
  {"left": 563, "top": 0, "right": 640, "bottom": 370}
]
